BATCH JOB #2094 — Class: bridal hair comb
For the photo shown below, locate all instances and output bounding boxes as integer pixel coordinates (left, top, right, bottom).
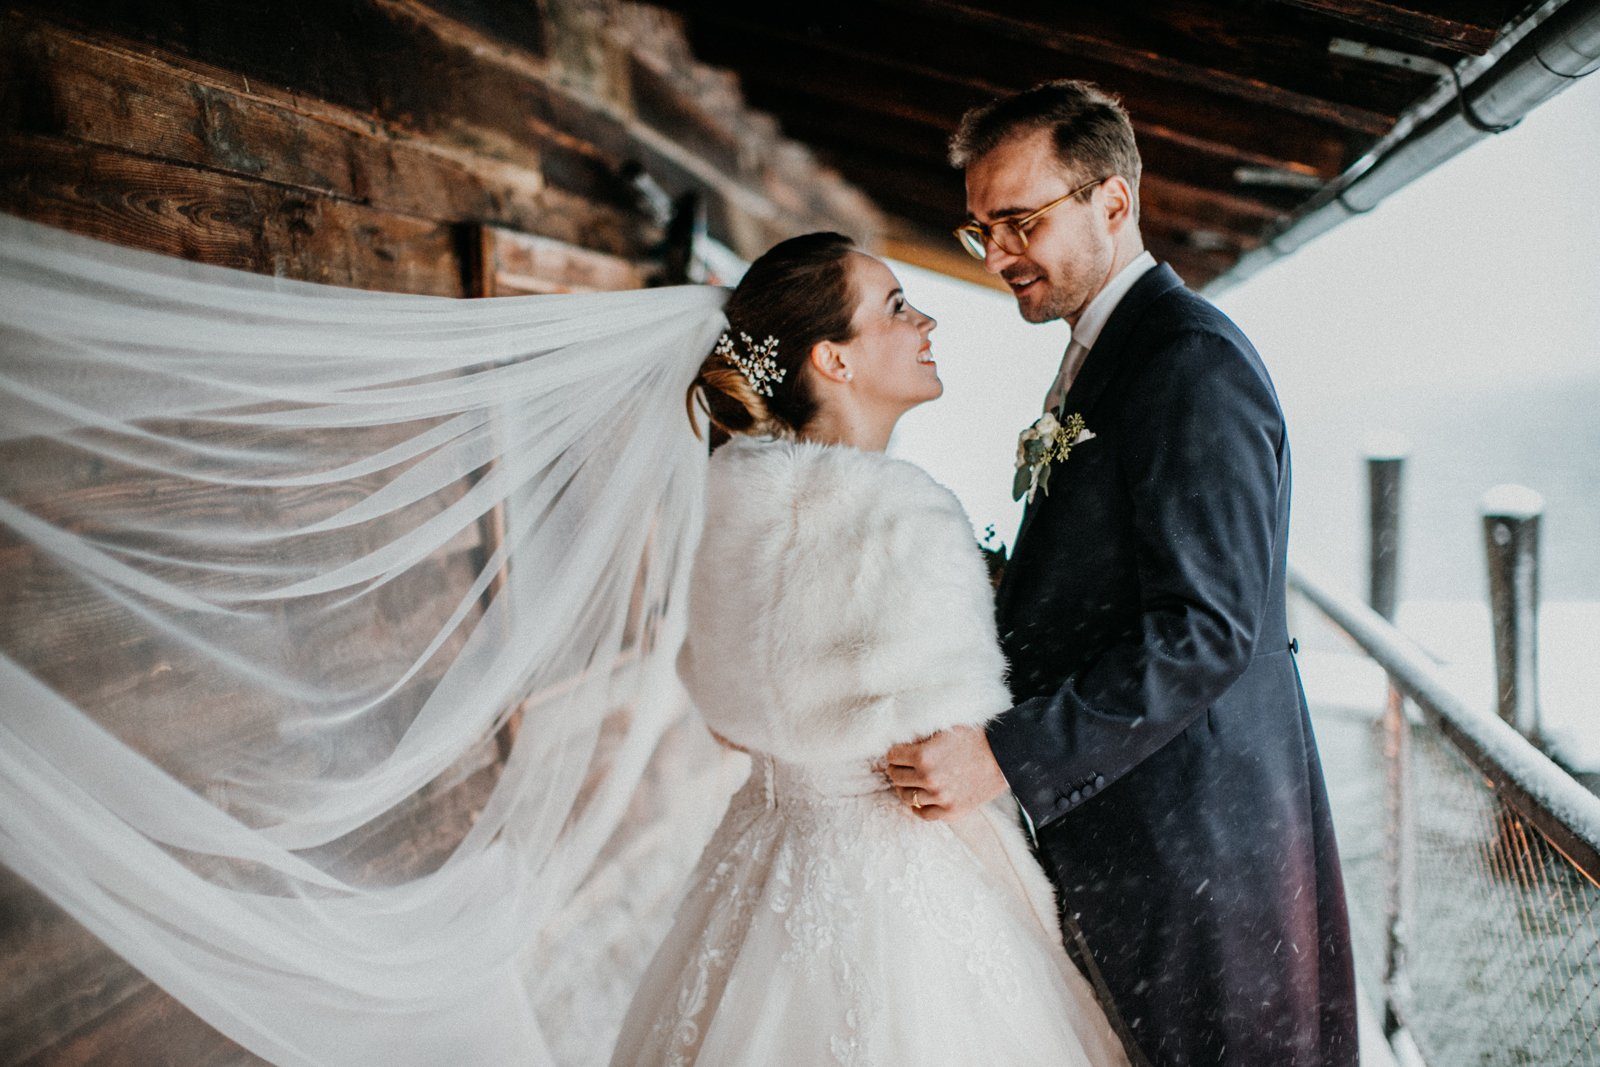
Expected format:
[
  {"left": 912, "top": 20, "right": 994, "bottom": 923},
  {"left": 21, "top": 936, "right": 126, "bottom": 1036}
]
[{"left": 715, "top": 330, "right": 786, "bottom": 397}]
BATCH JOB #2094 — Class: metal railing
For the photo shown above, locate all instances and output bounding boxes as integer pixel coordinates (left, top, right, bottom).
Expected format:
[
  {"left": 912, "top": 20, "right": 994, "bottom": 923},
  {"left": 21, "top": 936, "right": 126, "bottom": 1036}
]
[{"left": 1289, "top": 452, "right": 1600, "bottom": 1066}]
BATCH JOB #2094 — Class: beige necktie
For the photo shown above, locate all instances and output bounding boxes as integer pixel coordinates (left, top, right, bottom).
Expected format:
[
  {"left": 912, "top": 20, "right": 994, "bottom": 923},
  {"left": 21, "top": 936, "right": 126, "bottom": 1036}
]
[{"left": 1043, "top": 340, "right": 1089, "bottom": 415}]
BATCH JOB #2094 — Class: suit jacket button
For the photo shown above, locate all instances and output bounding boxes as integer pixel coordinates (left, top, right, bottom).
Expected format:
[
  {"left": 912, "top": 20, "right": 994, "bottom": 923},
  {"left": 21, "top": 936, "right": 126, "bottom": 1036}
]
[
  {"left": 1069, "top": 789, "right": 1082, "bottom": 804},
  {"left": 1093, "top": 775, "right": 1105, "bottom": 790}
]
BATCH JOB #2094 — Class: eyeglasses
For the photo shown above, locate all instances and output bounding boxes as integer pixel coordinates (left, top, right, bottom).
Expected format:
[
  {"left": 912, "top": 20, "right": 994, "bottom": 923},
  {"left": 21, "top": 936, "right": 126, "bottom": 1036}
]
[{"left": 953, "top": 178, "right": 1107, "bottom": 261}]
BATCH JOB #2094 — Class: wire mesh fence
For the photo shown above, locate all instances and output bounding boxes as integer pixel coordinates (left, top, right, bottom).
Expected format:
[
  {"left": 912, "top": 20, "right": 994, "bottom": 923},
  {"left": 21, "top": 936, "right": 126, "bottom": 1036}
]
[
  {"left": 1296, "top": 572, "right": 1600, "bottom": 1066},
  {"left": 1313, "top": 695, "right": 1600, "bottom": 1066},
  {"left": 1403, "top": 720, "right": 1600, "bottom": 1066}
]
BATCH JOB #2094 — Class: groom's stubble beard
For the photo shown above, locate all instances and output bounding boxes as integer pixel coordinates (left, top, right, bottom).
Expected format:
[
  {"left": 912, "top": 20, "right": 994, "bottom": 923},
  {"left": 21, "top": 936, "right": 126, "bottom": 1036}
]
[
  {"left": 1006, "top": 263, "right": 1086, "bottom": 324},
  {"left": 1010, "top": 236, "right": 1115, "bottom": 325},
  {"left": 1011, "top": 275, "right": 1071, "bottom": 324}
]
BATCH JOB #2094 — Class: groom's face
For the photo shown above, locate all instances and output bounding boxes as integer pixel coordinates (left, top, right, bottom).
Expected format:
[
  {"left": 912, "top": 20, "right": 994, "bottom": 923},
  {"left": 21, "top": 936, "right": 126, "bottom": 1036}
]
[{"left": 963, "top": 131, "right": 1115, "bottom": 326}]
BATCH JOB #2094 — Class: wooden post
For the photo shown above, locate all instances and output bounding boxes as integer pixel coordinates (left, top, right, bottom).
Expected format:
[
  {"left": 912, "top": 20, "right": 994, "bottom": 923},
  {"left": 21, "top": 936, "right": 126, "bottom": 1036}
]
[
  {"left": 1365, "top": 438, "right": 1411, "bottom": 1039},
  {"left": 1366, "top": 440, "right": 1407, "bottom": 622},
  {"left": 1481, "top": 485, "right": 1544, "bottom": 745},
  {"left": 462, "top": 224, "right": 518, "bottom": 761}
]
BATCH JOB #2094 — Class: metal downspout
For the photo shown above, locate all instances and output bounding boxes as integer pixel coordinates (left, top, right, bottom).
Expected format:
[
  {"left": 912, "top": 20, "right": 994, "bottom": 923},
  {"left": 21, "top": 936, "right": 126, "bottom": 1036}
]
[{"left": 1205, "top": 0, "right": 1600, "bottom": 295}]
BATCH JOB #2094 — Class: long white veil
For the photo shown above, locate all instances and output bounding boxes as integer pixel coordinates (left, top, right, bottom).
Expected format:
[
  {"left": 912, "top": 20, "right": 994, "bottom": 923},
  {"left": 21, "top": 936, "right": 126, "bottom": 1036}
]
[{"left": 0, "top": 213, "right": 742, "bottom": 1064}]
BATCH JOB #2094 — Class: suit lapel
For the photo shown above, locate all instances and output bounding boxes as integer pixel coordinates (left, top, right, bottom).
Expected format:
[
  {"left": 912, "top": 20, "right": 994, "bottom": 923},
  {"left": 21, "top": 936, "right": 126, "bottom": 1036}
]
[{"left": 1005, "top": 263, "right": 1186, "bottom": 573}]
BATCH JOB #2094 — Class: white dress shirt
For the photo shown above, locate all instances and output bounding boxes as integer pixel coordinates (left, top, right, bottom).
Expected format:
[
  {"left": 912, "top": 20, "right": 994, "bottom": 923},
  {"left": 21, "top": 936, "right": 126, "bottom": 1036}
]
[{"left": 1043, "top": 250, "right": 1158, "bottom": 413}]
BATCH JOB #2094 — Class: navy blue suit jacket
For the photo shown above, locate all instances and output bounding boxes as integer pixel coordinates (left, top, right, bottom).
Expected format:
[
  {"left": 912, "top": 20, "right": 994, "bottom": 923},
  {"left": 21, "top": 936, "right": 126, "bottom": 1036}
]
[{"left": 988, "top": 264, "right": 1357, "bottom": 1066}]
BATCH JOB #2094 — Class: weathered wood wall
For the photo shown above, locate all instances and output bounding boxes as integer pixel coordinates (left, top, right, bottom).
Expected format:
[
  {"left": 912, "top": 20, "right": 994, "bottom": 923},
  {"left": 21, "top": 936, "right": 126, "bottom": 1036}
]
[{"left": 0, "top": 3, "right": 878, "bottom": 1062}]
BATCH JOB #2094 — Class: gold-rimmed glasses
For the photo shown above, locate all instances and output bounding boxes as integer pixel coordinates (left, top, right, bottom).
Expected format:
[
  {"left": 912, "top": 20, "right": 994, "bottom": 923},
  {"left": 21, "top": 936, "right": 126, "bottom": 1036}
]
[{"left": 953, "top": 177, "right": 1107, "bottom": 260}]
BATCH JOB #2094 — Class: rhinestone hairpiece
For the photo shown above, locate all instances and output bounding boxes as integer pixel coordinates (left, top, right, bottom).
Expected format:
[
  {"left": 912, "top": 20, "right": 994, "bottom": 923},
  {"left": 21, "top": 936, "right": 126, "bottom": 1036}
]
[{"left": 715, "top": 330, "right": 786, "bottom": 398}]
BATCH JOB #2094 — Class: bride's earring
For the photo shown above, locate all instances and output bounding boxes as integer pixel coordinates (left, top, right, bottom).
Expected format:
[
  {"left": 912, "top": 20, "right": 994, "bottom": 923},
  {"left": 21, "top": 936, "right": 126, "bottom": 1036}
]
[{"left": 844, "top": 371, "right": 854, "bottom": 382}]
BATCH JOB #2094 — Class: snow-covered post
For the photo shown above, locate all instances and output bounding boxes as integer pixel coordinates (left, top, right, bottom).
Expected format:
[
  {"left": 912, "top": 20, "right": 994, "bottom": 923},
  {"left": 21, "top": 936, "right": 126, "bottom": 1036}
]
[
  {"left": 1365, "top": 439, "right": 1411, "bottom": 1038},
  {"left": 1481, "top": 485, "right": 1544, "bottom": 746}
]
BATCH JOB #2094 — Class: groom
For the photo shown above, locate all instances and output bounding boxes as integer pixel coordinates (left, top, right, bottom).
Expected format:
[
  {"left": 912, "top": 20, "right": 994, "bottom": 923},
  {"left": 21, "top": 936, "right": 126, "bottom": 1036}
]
[{"left": 886, "top": 81, "right": 1358, "bottom": 1065}]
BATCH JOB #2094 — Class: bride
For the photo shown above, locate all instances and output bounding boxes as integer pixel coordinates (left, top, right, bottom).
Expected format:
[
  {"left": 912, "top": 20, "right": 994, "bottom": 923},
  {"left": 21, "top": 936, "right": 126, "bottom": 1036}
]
[
  {"left": 0, "top": 215, "right": 1127, "bottom": 1065},
  {"left": 611, "top": 233, "right": 1130, "bottom": 1066}
]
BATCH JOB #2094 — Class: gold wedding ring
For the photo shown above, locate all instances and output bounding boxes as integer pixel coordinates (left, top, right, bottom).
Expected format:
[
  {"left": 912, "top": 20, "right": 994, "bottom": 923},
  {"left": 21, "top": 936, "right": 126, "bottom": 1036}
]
[{"left": 911, "top": 789, "right": 923, "bottom": 810}]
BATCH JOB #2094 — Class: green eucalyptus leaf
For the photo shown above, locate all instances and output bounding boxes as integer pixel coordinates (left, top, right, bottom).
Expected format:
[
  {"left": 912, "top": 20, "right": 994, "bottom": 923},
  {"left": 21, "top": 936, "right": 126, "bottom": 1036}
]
[{"left": 1012, "top": 465, "right": 1032, "bottom": 501}]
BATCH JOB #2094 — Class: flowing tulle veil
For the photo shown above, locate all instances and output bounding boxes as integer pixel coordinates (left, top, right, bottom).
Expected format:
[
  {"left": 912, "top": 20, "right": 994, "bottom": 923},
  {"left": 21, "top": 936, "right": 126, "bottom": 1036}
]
[{"left": 0, "top": 213, "right": 745, "bottom": 1064}]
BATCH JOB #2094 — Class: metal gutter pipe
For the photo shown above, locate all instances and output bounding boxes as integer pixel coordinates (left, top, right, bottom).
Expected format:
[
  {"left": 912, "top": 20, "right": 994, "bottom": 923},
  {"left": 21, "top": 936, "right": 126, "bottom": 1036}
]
[{"left": 1205, "top": 0, "right": 1600, "bottom": 296}]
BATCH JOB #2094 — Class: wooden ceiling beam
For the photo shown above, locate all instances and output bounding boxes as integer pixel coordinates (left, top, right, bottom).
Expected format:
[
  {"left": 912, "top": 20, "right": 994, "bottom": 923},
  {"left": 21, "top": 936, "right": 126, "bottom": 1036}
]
[
  {"left": 862, "top": 0, "right": 1418, "bottom": 130},
  {"left": 685, "top": 22, "right": 1359, "bottom": 179},
  {"left": 664, "top": 0, "right": 1430, "bottom": 133},
  {"left": 1142, "top": 172, "right": 1284, "bottom": 231},
  {"left": 1259, "top": 0, "right": 1518, "bottom": 54},
  {"left": 740, "top": 84, "right": 1310, "bottom": 223},
  {"left": 1144, "top": 232, "right": 1235, "bottom": 288}
]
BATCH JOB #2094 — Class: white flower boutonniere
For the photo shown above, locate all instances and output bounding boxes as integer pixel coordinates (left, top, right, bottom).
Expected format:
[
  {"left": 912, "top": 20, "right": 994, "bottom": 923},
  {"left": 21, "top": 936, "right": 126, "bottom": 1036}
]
[{"left": 1013, "top": 410, "right": 1096, "bottom": 503}]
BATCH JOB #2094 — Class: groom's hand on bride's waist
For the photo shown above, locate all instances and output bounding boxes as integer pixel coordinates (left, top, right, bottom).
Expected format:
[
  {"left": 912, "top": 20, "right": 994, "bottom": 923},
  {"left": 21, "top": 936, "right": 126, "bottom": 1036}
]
[{"left": 882, "top": 726, "right": 1009, "bottom": 821}]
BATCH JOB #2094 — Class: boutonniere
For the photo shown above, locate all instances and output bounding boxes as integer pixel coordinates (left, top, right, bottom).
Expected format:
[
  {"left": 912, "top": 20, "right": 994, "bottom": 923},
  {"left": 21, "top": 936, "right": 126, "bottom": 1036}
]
[{"left": 1013, "top": 411, "right": 1096, "bottom": 503}]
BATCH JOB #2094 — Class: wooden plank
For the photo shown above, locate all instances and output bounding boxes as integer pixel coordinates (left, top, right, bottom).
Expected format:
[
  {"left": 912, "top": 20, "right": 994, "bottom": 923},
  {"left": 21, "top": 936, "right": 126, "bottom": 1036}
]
[
  {"left": 0, "top": 2, "right": 645, "bottom": 219},
  {"left": 1141, "top": 172, "right": 1284, "bottom": 229},
  {"left": 1, "top": 1, "right": 875, "bottom": 263},
  {"left": 877, "top": 0, "right": 1419, "bottom": 128},
  {"left": 670, "top": 0, "right": 1425, "bottom": 131},
  {"left": 481, "top": 224, "right": 647, "bottom": 295},
  {"left": 0, "top": 14, "right": 644, "bottom": 260},
  {"left": 0, "top": 542, "right": 489, "bottom": 770},
  {"left": 0, "top": 417, "right": 497, "bottom": 764},
  {"left": 11, "top": 976, "right": 264, "bottom": 1066},
  {"left": 0, "top": 132, "right": 464, "bottom": 293},
  {"left": 686, "top": 23, "right": 1362, "bottom": 182},
  {"left": 757, "top": 76, "right": 1339, "bottom": 195},
  {"left": 419, "top": 0, "right": 548, "bottom": 58},
  {"left": 1263, "top": 0, "right": 1518, "bottom": 54},
  {"left": 625, "top": 50, "right": 743, "bottom": 186},
  {"left": 0, "top": 864, "right": 152, "bottom": 1067},
  {"left": 2, "top": 0, "right": 574, "bottom": 178},
  {"left": 2, "top": 754, "right": 503, "bottom": 1065}
]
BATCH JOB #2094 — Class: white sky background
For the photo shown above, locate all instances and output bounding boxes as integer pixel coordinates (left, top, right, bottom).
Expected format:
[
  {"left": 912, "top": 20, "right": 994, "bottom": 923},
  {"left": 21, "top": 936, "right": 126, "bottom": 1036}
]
[{"left": 889, "top": 70, "right": 1600, "bottom": 603}]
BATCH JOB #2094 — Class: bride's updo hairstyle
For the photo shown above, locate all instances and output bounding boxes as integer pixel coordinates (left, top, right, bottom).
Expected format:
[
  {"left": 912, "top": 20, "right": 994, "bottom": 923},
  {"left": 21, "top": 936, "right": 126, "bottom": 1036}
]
[{"left": 689, "top": 232, "right": 858, "bottom": 441}]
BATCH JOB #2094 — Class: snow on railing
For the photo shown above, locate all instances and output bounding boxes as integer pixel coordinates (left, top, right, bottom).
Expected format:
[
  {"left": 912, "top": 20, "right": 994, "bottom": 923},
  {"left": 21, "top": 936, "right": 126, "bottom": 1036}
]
[{"left": 1291, "top": 563, "right": 1600, "bottom": 871}]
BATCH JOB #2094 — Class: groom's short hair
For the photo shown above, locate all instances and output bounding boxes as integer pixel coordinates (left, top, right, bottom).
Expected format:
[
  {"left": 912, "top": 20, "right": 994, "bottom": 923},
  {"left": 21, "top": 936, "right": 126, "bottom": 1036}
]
[{"left": 949, "top": 80, "right": 1142, "bottom": 219}]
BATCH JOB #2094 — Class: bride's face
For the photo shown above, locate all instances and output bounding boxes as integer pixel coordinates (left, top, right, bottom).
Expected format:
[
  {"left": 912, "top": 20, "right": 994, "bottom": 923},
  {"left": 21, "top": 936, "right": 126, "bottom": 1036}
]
[{"left": 834, "top": 253, "right": 941, "bottom": 414}]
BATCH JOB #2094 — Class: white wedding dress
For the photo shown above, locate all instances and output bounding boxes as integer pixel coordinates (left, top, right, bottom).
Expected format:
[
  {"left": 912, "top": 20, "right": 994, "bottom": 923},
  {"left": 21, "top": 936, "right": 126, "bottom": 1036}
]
[{"left": 611, "top": 437, "right": 1129, "bottom": 1066}]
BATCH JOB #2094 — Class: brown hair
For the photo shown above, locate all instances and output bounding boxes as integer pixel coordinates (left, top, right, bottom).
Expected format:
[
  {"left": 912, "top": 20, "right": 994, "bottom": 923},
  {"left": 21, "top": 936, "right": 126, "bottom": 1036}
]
[
  {"left": 948, "top": 80, "right": 1142, "bottom": 219},
  {"left": 689, "top": 232, "right": 858, "bottom": 442}
]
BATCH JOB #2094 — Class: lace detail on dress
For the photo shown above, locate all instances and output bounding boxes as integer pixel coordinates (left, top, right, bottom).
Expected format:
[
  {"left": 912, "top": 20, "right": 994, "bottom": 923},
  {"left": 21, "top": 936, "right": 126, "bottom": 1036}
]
[
  {"left": 613, "top": 756, "right": 1125, "bottom": 1067},
  {"left": 644, "top": 781, "right": 771, "bottom": 1066},
  {"left": 771, "top": 807, "right": 880, "bottom": 1064}
]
